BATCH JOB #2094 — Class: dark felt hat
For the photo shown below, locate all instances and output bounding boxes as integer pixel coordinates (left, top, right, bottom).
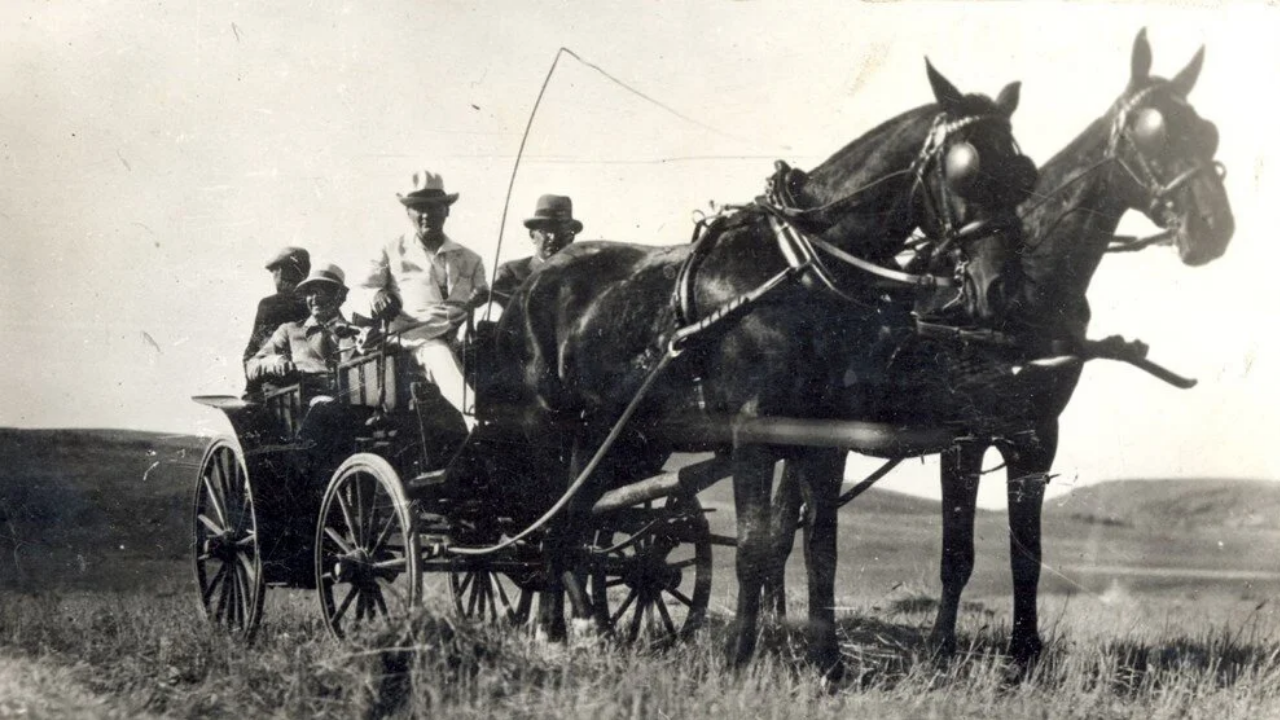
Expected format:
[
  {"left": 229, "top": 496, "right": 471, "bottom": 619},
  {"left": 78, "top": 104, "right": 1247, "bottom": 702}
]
[
  {"left": 523, "top": 194, "right": 583, "bottom": 232},
  {"left": 397, "top": 170, "right": 460, "bottom": 208}
]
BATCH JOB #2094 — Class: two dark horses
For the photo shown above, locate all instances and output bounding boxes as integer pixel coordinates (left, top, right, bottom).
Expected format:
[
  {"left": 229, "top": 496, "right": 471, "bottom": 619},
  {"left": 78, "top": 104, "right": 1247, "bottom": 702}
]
[
  {"left": 768, "top": 28, "right": 1234, "bottom": 667},
  {"left": 488, "top": 61, "right": 1037, "bottom": 676}
]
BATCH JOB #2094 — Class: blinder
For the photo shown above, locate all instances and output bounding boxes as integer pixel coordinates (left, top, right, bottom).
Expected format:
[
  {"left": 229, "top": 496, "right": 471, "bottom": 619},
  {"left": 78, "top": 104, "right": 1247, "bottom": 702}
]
[{"left": 1131, "top": 107, "right": 1167, "bottom": 153}]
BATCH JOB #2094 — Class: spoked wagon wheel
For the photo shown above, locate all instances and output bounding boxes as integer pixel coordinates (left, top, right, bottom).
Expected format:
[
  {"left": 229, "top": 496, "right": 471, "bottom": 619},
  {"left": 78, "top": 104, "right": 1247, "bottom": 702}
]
[
  {"left": 449, "top": 567, "right": 537, "bottom": 626},
  {"left": 192, "top": 436, "right": 265, "bottom": 641},
  {"left": 315, "top": 454, "right": 420, "bottom": 639},
  {"left": 590, "top": 492, "right": 713, "bottom": 644}
]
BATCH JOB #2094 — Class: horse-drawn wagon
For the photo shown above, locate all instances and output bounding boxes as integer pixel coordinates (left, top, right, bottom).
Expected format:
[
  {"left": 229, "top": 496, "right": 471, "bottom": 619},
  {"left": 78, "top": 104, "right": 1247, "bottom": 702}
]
[{"left": 191, "top": 341, "right": 723, "bottom": 642}]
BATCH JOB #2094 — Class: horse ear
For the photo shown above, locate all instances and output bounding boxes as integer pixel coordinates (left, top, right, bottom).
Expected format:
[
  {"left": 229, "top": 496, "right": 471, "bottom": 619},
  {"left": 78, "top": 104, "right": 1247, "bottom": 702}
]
[
  {"left": 1131, "top": 28, "right": 1153, "bottom": 84},
  {"left": 995, "top": 81, "right": 1021, "bottom": 117},
  {"left": 1170, "top": 45, "right": 1205, "bottom": 97},
  {"left": 926, "top": 58, "right": 963, "bottom": 110}
]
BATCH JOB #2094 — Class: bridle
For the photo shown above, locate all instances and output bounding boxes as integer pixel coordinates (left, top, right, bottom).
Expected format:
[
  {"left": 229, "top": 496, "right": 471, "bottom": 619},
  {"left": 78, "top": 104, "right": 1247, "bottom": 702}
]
[
  {"left": 1025, "top": 82, "right": 1226, "bottom": 253},
  {"left": 1107, "top": 84, "right": 1225, "bottom": 220},
  {"left": 674, "top": 111, "right": 1030, "bottom": 325}
]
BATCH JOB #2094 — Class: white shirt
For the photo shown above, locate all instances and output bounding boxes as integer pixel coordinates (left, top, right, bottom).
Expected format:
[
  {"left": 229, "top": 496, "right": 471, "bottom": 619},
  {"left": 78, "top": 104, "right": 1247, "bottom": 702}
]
[{"left": 361, "top": 233, "right": 488, "bottom": 342}]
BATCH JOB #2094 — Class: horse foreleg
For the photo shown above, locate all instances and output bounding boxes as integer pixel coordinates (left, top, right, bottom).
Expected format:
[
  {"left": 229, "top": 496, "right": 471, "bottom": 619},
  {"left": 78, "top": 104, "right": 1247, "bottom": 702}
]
[
  {"left": 1003, "top": 425, "right": 1056, "bottom": 668},
  {"left": 729, "top": 444, "right": 776, "bottom": 669},
  {"left": 929, "top": 440, "right": 985, "bottom": 657},
  {"left": 765, "top": 461, "right": 802, "bottom": 618},
  {"left": 796, "top": 448, "right": 845, "bottom": 679}
]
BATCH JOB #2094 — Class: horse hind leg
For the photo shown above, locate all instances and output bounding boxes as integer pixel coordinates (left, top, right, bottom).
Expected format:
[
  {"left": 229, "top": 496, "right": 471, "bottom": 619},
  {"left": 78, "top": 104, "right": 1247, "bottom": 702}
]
[
  {"left": 1002, "top": 426, "right": 1056, "bottom": 670},
  {"left": 929, "top": 440, "right": 985, "bottom": 658}
]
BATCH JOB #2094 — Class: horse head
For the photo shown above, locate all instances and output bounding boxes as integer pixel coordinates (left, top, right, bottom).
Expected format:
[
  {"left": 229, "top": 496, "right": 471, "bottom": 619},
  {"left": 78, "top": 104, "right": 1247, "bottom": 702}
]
[
  {"left": 891, "top": 62, "right": 1038, "bottom": 323},
  {"left": 1113, "top": 28, "right": 1234, "bottom": 266}
]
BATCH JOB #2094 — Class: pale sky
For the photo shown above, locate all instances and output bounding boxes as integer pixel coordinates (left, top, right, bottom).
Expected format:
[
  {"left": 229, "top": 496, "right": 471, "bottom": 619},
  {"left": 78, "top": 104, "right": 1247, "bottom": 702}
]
[{"left": 2, "top": 1, "right": 1276, "bottom": 507}]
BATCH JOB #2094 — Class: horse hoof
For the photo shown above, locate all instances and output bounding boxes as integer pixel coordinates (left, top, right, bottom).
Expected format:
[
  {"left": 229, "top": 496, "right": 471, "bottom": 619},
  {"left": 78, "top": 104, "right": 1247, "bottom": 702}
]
[
  {"left": 926, "top": 633, "right": 957, "bottom": 663},
  {"left": 1005, "top": 635, "right": 1044, "bottom": 680}
]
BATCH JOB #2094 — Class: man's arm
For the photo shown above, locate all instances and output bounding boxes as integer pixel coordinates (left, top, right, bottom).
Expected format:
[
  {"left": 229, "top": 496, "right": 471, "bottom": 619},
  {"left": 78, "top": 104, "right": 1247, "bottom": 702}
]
[
  {"left": 360, "top": 242, "right": 401, "bottom": 320},
  {"left": 245, "top": 324, "right": 296, "bottom": 381},
  {"left": 242, "top": 297, "right": 274, "bottom": 364}
]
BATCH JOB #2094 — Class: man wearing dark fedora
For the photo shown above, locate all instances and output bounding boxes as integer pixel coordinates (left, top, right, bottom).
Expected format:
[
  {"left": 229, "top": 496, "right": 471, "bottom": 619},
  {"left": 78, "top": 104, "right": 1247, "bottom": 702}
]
[
  {"left": 360, "top": 170, "right": 488, "bottom": 427},
  {"left": 491, "top": 194, "right": 583, "bottom": 309},
  {"left": 246, "top": 262, "right": 358, "bottom": 395},
  {"left": 242, "top": 246, "right": 311, "bottom": 395}
]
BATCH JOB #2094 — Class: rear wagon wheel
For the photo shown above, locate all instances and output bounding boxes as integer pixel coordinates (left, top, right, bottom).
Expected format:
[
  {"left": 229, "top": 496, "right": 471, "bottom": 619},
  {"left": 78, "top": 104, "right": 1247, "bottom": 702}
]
[{"left": 192, "top": 437, "right": 265, "bottom": 641}]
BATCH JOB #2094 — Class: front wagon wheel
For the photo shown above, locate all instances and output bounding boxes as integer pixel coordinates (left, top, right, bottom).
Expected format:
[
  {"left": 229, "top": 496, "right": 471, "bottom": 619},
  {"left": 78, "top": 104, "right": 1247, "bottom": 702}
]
[
  {"left": 315, "top": 454, "right": 420, "bottom": 639},
  {"left": 192, "top": 436, "right": 265, "bottom": 641}
]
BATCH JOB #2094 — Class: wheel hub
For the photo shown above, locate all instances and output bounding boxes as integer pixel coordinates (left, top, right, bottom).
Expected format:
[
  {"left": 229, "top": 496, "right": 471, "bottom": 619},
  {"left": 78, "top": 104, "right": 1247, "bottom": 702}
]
[{"left": 333, "top": 548, "right": 373, "bottom": 584}]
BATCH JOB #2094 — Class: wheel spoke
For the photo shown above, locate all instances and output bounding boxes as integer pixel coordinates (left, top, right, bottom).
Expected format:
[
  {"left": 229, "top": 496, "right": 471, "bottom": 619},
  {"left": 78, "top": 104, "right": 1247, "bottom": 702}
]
[
  {"left": 333, "top": 585, "right": 359, "bottom": 625},
  {"left": 197, "top": 512, "right": 224, "bottom": 536},
  {"left": 376, "top": 576, "right": 408, "bottom": 609},
  {"left": 324, "top": 527, "right": 354, "bottom": 555},
  {"left": 371, "top": 557, "right": 406, "bottom": 571},
  {"left": 664, "top": 586, "right": 694, "bottom": 608},
  {"left": 665, "top": 557, "right": 699, "bottom": 571},
  {"left": 370, "top": 508, "right": 399, "bottom": 556},
  {"left": 370, "top": 582, "right": 389, "bottom": 618},
  {"left": 611, "top": 587, "right": 638, "bottom": 625},
  {"left": 514, "top": 588, "right": 533, "bottom": 624},
  {"left": 202, "top": 563, "right": 227, "bottom": 606},
  {"left": 201, "top": 475, "right": 228, "bottom": 528},
  {"left": 456, "top": 571, "right": 475, "bottom": 595},
  {"left": 627, "top": 589, "right": 646, "bottom": 640},
  {"left": 336, "top": 485, "right": 357, "bottom": 545},
  {"left": 654, "top": 593, "right": 676, "bottom": 637}
]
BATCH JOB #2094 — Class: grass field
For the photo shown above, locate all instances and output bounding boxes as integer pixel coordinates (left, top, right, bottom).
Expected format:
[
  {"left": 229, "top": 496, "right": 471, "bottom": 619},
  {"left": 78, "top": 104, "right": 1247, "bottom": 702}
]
[{"left": 1, "top": 428, "right": 1279, "bottom": 718}]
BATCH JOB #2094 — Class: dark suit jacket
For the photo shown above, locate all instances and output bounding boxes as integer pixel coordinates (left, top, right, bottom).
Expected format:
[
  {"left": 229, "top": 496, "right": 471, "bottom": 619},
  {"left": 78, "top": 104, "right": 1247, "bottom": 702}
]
[
  {"left": 243, "top": 292, "right": 309, "bottom": 363},
  {"left": 492, "top": 257, "right": 538, "bottom": 307}
]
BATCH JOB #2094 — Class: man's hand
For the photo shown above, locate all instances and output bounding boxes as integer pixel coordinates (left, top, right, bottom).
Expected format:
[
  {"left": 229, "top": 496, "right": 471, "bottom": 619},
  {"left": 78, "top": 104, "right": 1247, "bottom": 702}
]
[
  {"left": 371, "top": 289, "right": 402, "bottom": 321},
  {"left": 270, "top": 358, "right": 296, "bottom": 377}
]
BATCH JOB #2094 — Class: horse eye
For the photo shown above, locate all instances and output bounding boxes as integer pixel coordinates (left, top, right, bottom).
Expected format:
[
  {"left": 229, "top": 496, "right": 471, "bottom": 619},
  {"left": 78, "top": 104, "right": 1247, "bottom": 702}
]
[
  {"left": 1131, "top": 108, "right": 1167, "bottom": 152},
  {"left": 944, "top": 142, "right": 981, "bottom": 195}
]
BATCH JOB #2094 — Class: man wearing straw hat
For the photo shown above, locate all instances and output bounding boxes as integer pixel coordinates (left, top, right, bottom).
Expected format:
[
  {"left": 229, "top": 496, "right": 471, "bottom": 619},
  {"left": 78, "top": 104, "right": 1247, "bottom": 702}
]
[
  {"left": 490, "top": 194, "right": 583, "bottom": 310},
  {"left": 246, "top": 262, "right": 358, "bottom": 395},
  {"left": 361, "top": 170, "right": 488, "bottom": 427}
]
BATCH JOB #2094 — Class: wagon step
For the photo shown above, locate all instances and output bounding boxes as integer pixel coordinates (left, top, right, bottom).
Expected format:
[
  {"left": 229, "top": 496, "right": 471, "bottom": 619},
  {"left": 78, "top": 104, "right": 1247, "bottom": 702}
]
[{"left": 408, "top": 467, "right": 450, "bottom": 490}]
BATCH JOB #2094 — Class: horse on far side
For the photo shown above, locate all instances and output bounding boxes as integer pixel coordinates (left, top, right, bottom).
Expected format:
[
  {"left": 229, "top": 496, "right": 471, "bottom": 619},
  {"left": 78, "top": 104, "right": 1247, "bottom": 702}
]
[{"left": 767, "top": 29, "right": 1234, "bottom": 670}]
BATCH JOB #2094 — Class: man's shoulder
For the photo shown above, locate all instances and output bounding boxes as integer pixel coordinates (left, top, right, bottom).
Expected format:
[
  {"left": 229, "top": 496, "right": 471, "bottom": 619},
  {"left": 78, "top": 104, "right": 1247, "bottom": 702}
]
[
  {"left": 496, "top": 256, "right": 534, "bottom": 279},
  {"left": 440, "top": 237, "right": 484, "bottom": 261}
]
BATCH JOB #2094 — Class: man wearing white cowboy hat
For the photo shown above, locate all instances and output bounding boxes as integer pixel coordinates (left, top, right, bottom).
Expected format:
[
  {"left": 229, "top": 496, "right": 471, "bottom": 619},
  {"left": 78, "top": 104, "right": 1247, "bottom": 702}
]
[
  {"left": 361, "top": 170, "right": 488, "bottom": 424},
  {"left": 247, "top": 262, "right": 358, "bottom": 395},
  {"left": 490, "top": 194, "right": 583, "bottom": 309},
  {"left": 242, "top": 245, "right": 311, "bottom": 394}
]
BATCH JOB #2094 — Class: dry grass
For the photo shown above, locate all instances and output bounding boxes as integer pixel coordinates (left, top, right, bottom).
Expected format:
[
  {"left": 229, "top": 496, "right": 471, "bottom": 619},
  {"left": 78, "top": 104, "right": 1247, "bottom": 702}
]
[{"left": 1, "top": 585, "right": 1277, "bottom": 719}]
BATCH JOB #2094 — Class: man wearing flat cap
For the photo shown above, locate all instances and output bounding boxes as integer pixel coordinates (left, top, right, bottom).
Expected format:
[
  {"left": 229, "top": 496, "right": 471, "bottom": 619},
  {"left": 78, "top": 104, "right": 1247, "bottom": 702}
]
[
  {"left": 361, "top": 170, "right": 488, "bottom": 426},
  {"left": 491, "top": 194, "right": 583, "bottom": 310},
  {"left": 242, "top": 246, "right": 311, "bottom": 394},
  {"left": 246, "top": 262, "right": 358, "bottom": 395}
]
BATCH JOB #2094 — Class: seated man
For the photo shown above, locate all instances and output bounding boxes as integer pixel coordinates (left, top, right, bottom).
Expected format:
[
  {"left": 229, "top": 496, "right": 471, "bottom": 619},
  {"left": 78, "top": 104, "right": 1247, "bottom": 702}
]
[
  {"left": 490, "top": 194, "right": 582, "bottom": 310},
  {"left": 242, "top": 246, "right": 310, "bottom": 396},
  {"left": 362, "top": 170, "right": 488, "bottom": 429},
  {"left": 246, "top": 262, "right": 358, "bottom": 396}
]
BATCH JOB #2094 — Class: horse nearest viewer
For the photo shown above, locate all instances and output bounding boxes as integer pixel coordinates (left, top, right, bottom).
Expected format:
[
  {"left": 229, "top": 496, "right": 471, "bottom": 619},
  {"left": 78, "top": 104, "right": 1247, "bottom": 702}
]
[{"left": 483, "top": 60, "right": 1038, "bottom": 677}]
